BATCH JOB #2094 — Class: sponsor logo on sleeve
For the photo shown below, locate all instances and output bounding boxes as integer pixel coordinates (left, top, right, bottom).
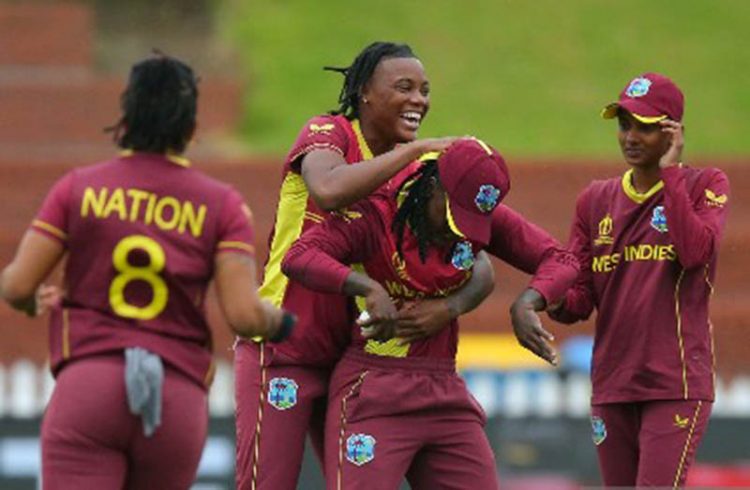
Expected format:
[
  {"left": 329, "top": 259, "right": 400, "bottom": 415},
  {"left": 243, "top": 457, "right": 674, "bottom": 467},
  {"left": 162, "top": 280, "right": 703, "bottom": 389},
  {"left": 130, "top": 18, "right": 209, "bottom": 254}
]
[
  {"left": 650, "top": 205, "right": 668, "bottom": 233},
  {"left": 268, "top": 377, "right": 298, "bottom": 410},
  {"left": 591, "top": 416, "right": 607, "bottom": 445},
  {"left": 309, "top": 123, "right": 335, "bottom": 135},
  {"left": 346, "top": 433, "right": 376, "bottom": 466},
  {"left": 594, "top": 213, "right": 614, "bottom": 246},
  {"left": 705, "top": 189, "right": 728, "bottom": 208}
]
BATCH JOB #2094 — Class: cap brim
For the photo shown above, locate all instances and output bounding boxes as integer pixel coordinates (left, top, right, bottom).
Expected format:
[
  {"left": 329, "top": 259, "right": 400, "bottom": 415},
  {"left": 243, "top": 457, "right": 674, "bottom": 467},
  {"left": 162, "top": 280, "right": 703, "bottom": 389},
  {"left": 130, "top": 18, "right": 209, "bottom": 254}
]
[
  {"left": 445, "top": 197, "right": 491, "bottom": 247},
  {"left": 601, "top": 100, "right": 668, "bottom": 124}
]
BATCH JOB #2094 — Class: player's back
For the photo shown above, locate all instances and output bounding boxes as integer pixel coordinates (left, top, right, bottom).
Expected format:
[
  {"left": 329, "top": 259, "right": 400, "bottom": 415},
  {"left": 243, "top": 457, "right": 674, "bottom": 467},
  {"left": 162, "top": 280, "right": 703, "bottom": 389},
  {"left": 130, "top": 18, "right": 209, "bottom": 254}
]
[{"left": 37, "top": 152, "right": 241, "bottom": 387}]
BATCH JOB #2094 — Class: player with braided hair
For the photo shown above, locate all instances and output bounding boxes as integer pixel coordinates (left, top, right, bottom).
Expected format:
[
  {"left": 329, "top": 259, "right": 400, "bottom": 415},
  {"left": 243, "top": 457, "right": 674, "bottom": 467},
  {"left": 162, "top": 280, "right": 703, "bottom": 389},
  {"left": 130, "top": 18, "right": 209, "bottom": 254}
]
[
  {"left": 282, "top": 138, "right": 508, "bottom": 489},
  {"left": 0, "top": 52, "right": 291, "bottom": 489},
  {"left": 234, "top": 42, "right": 495, "bottom": 489}
]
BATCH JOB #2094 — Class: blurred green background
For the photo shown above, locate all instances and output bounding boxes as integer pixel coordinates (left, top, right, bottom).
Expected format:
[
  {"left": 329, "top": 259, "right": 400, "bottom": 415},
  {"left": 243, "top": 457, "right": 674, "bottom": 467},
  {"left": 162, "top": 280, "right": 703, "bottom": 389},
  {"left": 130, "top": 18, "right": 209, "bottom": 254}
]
[{"left": 214, "top": 0, "right": 750, "bottom": 158}]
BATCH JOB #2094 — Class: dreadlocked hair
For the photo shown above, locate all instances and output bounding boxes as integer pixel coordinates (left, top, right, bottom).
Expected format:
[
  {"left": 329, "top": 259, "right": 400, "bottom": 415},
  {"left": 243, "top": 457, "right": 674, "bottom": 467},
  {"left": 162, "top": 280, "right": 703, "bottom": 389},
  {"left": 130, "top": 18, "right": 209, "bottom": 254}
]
[
  {"left": 107, "top": 51, "right": 198, "bottom": 154},
  {"left": 391, "top": 161, "right": 440, "bottom": 263},
  {"left": 323, "top": 41, "right": 416, "bottom": 119}
]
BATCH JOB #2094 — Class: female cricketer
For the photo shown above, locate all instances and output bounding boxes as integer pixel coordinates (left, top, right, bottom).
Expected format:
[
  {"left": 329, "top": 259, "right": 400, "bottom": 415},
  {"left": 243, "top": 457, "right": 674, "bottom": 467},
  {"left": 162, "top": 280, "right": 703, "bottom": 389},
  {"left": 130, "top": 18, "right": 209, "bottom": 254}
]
[
  {"left": 233, "top": 42, "right": 494, "bottom": 489},
  {"left": 545, "top": 73, "right": 731, "bottom": 487},
  {"left": 283, "top": 138, "right": 556, "bottom": 489},
  {"left": 0, "top": 53, "right": 291, "bottom": 489}
]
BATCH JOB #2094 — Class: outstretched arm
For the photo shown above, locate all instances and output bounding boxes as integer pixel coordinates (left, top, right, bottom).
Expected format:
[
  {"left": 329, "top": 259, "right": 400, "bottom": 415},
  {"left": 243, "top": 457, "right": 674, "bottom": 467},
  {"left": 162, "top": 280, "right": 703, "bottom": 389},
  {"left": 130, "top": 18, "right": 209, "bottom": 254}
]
[{"left": 301, "top": 137, "right": 456, "bottom": 211}]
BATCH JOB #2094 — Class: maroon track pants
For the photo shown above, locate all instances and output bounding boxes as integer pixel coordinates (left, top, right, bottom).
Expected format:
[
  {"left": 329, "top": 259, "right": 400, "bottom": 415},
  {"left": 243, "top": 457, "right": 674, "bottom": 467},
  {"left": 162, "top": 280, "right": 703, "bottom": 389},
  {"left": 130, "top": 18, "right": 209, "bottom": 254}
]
[
  {"left": 234, "top": 341, "right": 331, "bottom": 490},
  {"left": 591, "top": 399, "right": 712, "bottom": 487},
  {"left": 325, "top": 349, "right": 499, "bottom": 490},
  {"left": 41, "top": 354, "right": 207, "bottom": 490}
]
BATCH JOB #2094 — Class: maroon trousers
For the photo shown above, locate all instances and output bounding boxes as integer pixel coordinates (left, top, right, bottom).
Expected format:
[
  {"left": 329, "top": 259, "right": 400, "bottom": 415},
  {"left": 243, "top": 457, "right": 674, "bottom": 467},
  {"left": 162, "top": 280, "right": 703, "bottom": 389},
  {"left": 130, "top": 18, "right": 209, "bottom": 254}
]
[
  {"left": 41, "top": 355, "right": 207, "bottom": 490},
  {"left": 591, "top": 400, "right": 712, "bottom": 487},
  {"left": 326, "top": 349, "right": 499, "bottom": 490},
  {"left": 234, "top": 341, "right": 330, "bottom": 490}
]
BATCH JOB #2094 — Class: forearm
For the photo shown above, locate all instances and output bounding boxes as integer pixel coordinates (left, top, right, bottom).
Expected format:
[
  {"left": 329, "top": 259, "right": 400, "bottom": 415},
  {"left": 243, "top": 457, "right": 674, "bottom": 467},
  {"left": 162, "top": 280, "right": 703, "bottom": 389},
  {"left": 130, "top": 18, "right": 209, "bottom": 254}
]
[
  {"left": 528, "top": 248, "right": 580, "bottom": 306},
  {"left": 304, "top": 142, "right": 425, "bottom": 210},
  {"left": 445, "top": 250, "right": 494, "bottom": 318},
  {"left": 281, "top": 242, "right": 351, "bottom": 294}
]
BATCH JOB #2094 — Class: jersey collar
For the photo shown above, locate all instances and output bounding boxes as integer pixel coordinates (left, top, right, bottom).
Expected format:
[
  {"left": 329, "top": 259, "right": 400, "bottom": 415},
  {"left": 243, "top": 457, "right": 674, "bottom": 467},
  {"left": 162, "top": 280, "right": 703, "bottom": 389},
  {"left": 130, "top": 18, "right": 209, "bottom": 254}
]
[
  {"left": 621, "top": 168, "right": 663, "bottom": 204},
  {"left": 351, "top": 119, "right": 374, "bottom": 160},
  {"left": 120, "top": 149, "right": 191, "bottom": 168}
]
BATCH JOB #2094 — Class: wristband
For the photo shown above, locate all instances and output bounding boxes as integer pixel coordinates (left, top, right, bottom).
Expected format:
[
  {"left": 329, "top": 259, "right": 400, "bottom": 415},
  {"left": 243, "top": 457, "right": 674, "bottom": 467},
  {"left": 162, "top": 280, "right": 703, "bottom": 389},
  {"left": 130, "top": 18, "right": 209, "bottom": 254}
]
[{"left": 269, "top": 310, "right": 296, "bottom": 343}]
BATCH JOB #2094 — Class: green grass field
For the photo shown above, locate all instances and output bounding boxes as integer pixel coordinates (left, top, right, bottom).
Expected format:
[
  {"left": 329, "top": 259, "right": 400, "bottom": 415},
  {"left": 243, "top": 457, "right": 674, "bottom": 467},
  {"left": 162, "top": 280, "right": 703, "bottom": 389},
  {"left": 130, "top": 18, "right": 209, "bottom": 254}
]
[{"left": 218, "top": 0, "right": 750, "bottom": 158}]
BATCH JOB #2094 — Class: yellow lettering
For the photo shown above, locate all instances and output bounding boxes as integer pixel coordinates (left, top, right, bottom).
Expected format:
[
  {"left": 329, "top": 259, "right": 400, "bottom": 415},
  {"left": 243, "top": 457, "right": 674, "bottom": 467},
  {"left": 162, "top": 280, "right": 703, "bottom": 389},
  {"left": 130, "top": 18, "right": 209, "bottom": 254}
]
[
  {"left": 102, "top": 188, "right": 127, "bottom": 220},
  {"left": 127, "top": 189, "right": 150, "bottom": 222},
  {"left": 81, "top": 187, "right": 108, "bottom": 218},
  {"left": 640, "top": 244, "right": 654, "bottom": 260},
  {"left": 178, "top": 201, "right": 207, "bottom": 238},
  {"left": 144, "top": 194, "right": 157, "bottom": 225},
  {"left": 154, "top": 196, "right": 180, "bottom": 231},
  {"left": 385, "top": 281, "right": 403, "bottom": 297}
]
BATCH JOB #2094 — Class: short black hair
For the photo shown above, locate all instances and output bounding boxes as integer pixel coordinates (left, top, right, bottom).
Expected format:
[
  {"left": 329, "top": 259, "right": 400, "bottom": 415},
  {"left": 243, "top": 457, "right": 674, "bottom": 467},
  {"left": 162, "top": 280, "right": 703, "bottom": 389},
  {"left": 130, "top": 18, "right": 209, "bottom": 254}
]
[
  {"left": 108, "top": 51, "right": 198, "bottom": 153},
  {"left": 324, "top": 41, "right": 417, "bottom": 119},
  {"left": 391, "top": 161, "right": 440, "bottom": 263}
]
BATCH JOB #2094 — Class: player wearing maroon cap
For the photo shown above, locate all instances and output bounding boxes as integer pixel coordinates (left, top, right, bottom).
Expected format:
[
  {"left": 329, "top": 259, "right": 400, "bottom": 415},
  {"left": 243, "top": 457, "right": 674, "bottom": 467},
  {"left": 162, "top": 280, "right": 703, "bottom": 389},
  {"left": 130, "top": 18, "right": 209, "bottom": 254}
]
[
  {"left": 234, "top": 42, "right": 494, "bottom": 489},
  {"left": 546, "top": 73, "right": 730, "bottom": 487},
  {"left": 282, "top": 138, "right": 512, "bottom": 489},
  {"left": 0, "top": 53, "right": 291, "bottom": 490}
]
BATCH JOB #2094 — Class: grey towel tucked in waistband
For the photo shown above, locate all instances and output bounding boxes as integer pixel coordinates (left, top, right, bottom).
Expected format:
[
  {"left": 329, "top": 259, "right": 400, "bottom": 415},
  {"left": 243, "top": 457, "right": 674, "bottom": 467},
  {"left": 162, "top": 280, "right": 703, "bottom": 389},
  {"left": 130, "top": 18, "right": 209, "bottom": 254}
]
[{"left": 124, "top": 347, "right": 164, "bottom": 437}]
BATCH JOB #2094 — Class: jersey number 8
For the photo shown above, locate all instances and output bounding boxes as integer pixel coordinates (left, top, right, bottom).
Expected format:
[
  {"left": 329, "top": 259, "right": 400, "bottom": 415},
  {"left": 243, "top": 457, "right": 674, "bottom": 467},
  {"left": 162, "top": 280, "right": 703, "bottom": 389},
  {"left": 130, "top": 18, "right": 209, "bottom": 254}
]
[{"left": 109, "top": 235, "right": 168, "bottom": 320}]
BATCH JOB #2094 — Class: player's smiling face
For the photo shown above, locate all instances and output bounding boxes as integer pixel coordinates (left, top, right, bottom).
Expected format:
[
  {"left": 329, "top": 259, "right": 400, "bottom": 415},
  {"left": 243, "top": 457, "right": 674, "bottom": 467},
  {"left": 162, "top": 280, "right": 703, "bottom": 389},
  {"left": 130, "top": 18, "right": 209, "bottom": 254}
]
[
  {"left": 360, "top": 56, "right": 430, "bottom": 147},
  {"left": 617, "top": 110, "right": 671, "bottom": 168}
]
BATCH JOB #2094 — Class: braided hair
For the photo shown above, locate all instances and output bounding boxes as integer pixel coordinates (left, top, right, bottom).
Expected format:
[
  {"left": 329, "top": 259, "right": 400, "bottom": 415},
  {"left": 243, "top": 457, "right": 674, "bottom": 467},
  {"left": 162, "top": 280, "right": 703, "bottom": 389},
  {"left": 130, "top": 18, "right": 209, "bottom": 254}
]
[
  {"left": 391, "top": 161, "right": 440, "bottom": 263},
  {"left": 108, "top": 51, "right": 198, "bottom": 154},
  {"left": 324, "top": 41, "right": 416, "bottom": 119}
]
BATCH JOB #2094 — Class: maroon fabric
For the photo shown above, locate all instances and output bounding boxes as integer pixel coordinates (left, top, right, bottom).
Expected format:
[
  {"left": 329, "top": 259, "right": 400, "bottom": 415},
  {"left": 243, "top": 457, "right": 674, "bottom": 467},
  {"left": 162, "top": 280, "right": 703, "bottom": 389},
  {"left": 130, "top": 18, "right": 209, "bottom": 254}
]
[
  {"left": 591, "top": 400, "right": 711, "bottom": 487},
  {"left": 282, "top": 186, "right": 483, "bottom": 359},
  {"left": 261, "top": 114, "right": 368, "bottom": 367},
  {"left": 436, "top": 138, "right": 509, "bottom": 246},
  {"left": 32, "top": 153, "right": 253, "bottom": 385},
  {"left": 32, "top": 152, "right": 255, "bottom": 388},
  {"left": 487, "top": 204, "right": 579, "bottom": 304},
  {"left": 325, "top": 349, "right": 498, "bottom": 489},
  {"left": 551, "top": 166, "right": 730, "bottom": 403},
  {"left": 41, "top": 355, "right": 207, "bottom": 490},
  {"left": 234, "top": 341, "right": 329, "bottom": 490},
  {"left": 606, "top": 72, "right": 685, "bottom": 121}
]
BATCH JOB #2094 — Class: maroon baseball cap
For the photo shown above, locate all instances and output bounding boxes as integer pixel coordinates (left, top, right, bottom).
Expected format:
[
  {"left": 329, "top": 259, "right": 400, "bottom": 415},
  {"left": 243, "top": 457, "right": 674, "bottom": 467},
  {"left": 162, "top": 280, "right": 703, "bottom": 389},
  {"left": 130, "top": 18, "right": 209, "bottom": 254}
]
[
  {"left": 601, "top": 72, "right": 684, "bottom": 123},
  {"left": 433, "top": 138, "right": 510, "bottom": 247}
]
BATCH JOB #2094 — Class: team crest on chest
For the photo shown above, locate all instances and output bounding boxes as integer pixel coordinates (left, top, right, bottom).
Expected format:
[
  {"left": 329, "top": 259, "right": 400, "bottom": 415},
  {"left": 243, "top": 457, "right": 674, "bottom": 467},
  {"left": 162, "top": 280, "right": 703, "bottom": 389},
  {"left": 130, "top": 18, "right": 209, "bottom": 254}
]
[
  {"left": 267, "top": 377, "right": 298, "bottom": 410},
  {"left": 650, "top": 206, "right": 668, "bottom": 233},
  {"left": 346, "top": 433, "right": 376, "bottom": 466},
  {"left": 591, "top": 416, "right": 607, "bottom": 445},
  {"left": 451, "top": 241, "right": 475, "bottom": 270}
]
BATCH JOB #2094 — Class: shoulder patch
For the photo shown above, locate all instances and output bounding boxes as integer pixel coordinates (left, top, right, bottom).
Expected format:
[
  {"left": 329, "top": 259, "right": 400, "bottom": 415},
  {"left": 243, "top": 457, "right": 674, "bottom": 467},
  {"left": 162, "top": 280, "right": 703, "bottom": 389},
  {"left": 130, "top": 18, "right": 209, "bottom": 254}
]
[
  {"left": 705, "top": 189, "right": 727, "bottom": 207},
  {"left": 309, "top": 123, "right": 335, "bottom": 135}
]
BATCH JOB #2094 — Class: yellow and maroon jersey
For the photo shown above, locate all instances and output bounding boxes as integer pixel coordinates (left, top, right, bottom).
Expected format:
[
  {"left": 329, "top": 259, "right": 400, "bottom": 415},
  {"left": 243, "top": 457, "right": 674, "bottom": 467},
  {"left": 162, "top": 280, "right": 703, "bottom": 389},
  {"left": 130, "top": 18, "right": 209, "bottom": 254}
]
[
  {"left": 259, "top": 114, "right": 373, "bottom": 366},
  {"left": 282, "top": 164, "right": 484, "bottom": 360},
  {"left": 551, "top": 165, "right": 730, "bottom": 403},
  {"left": 32, "top": 152, "right": 256, "bottom": 389}
]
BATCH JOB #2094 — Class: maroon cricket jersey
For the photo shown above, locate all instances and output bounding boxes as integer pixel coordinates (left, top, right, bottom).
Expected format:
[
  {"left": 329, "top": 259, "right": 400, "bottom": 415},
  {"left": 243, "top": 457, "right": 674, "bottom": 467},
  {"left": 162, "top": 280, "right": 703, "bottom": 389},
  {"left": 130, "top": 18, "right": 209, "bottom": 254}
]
[
  {"left": 32, "top": 152, "right": 256, "bottom": 388},
  {"left": 256, "top": 114, "right": 373, "bottom": 366},
  {"left": 283, "top": 164, "right": 484, "bottom": 360},
  {"left": 551, "top": 165, "right": 730, "bottom": 403}
]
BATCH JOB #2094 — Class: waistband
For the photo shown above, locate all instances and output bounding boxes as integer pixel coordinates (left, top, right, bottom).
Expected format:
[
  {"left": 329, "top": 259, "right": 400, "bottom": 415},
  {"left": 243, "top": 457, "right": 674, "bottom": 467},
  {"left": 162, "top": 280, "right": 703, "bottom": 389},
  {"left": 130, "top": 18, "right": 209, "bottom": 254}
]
[{"left": 342, "top": 347, "right": 456, "bottom": 374}]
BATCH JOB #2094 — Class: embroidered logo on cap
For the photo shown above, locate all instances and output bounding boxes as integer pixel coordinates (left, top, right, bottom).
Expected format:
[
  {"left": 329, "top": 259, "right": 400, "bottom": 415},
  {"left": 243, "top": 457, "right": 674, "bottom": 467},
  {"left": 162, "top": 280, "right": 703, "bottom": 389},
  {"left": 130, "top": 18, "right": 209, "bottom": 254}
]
[
  {"left": 475, "top": 184, "right": 501, "bottom": 213},
  {"left": 346, "top": 433, "right": 376, "bottom": 466},
  {"left": 451, "top": 241, "right": 475, "bottom": 271},
  {"left": 591, "top": 416, "right": 607, "bottom": 445},
  {"left": 650, "top": 205, "right": 668, "bottom": 233},
  {"left": 268, "top": 377, "right": 298, "bottom": 410},
  {"left": 625, "top": 77, "right": 652, "bottom": 98}
]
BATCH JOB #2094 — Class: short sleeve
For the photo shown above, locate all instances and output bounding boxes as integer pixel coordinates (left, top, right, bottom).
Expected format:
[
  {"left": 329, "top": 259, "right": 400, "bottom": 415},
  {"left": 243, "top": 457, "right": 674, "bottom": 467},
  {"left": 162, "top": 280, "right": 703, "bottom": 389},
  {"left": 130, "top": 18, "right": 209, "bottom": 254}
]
[
  {"left": 286, "top": 115, "right": 350, "bottom": 173},
  {"left": 216, "top": 188, "right": 256, "bottom": 257},
  {"left": 31, "top": 171, "right": 74, "bottom": 245}
]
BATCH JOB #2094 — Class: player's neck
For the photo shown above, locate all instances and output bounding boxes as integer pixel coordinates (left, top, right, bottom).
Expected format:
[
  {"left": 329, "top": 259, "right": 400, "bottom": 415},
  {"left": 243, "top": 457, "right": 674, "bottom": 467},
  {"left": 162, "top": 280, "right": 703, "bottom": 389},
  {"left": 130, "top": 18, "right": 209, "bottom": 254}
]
[{"left": 630, "top": 164, "right": 662, "bottom": 193}]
